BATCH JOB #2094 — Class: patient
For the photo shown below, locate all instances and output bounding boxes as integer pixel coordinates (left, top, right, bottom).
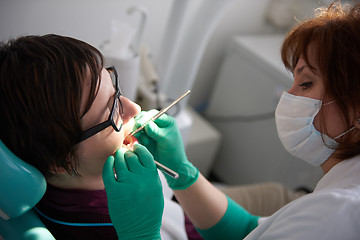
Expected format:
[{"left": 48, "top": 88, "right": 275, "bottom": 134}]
[{"left": 0, "top": 34, "right": 187, "bottom": 239}]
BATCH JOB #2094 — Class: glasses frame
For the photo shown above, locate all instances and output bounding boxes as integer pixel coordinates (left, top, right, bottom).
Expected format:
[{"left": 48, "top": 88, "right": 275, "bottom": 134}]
[{"left": 80, "top": 66, "right": 124, "bottom": 142}]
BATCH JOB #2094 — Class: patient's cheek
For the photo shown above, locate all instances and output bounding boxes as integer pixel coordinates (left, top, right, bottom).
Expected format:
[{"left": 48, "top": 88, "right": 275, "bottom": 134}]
[{"left": 122, "top": 135, "right": 138, "bottom": 151}]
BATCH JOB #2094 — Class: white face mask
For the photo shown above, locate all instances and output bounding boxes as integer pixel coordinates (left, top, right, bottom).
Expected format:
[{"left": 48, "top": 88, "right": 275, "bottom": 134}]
[{"left": 275, "top": 92, "right": 353, "bottom": 166}]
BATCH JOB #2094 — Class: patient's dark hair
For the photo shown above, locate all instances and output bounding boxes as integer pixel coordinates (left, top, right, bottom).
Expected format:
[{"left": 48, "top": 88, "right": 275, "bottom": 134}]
[
  {"left": 281, "top": 1, "right": 360, "bottom": 160},
  {"left": 0, "top": 34, "right": 104, "bottom": 176}
]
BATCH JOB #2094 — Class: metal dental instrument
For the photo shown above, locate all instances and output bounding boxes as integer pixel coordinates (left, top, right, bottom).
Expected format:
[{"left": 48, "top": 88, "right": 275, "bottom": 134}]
[
  {"left": 154, "top": 160, "right": 179, "bottom": 179},
  {"left": 128, "top": 90, "right": 191, "bottom": 137},
  {"left": 127, "top": 90, "right": 191, "bottom": 179}
]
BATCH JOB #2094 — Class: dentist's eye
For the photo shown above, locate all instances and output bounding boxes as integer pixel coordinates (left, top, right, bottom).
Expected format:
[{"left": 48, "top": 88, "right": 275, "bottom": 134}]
[{"left": 299, "top": 81, "right": 312, "bottom": 89}]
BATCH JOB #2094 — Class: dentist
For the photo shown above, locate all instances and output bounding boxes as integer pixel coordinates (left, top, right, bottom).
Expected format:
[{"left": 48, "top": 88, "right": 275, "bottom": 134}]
[{"left": 105, "top": 1, "right": 360, "bottom": 239}]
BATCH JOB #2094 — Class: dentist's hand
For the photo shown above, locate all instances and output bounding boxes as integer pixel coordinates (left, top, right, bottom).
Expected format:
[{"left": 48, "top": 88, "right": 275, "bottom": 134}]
[
  {"left": 102, "top": 144, "right": 164, "bottom": 240},
  {"left": 134, "top": 110, "right": 199, "bottom": 190}
]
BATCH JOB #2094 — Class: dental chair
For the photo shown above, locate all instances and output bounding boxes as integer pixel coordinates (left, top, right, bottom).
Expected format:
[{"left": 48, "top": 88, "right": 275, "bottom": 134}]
[{"left": 0, "top": 140, "right": 55, "bottom": 239}]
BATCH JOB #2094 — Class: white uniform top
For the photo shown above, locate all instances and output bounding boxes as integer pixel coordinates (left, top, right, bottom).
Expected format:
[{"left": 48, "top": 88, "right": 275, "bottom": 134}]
[{"left": 245, "top": 155, "right": 360, "bottom": 240}]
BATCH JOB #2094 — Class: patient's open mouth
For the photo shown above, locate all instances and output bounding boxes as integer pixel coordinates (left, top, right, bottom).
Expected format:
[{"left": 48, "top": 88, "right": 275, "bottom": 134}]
[{"left": 122, "top": 135, "right": 138, "bottom": 151}]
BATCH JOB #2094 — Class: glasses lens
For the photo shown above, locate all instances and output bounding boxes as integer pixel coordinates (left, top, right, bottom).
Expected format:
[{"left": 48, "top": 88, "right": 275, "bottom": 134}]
[{"left": 112, "top": 97, "right": 123, "bottom": 131}]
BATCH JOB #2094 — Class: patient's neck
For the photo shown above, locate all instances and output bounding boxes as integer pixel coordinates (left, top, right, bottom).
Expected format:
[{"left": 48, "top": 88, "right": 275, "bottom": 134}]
[{"left": 47, "top": 173, "right": 105, "bottom": 190}]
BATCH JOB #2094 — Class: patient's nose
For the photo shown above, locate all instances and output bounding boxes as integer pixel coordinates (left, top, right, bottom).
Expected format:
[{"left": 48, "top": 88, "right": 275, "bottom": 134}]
[{"left": 120, "top": 96, "right": 141, "bottom": 124}]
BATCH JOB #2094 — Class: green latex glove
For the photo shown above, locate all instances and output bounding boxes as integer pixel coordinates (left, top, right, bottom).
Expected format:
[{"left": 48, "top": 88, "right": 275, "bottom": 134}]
[
  {"left": 134, "top": 110, "right": 199, "bottom": 190},
  {"left": 102, "top": 144, "right": 164, "bottom": 240}
]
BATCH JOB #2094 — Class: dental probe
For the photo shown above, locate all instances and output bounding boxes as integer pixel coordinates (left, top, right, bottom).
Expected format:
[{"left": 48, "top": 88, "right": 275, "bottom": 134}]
[
  {"left": 128, "top": 89, "right": 191, "bottom": 137},
  {"left": 127, "top": 90, "right": 191, "bottom": 179},
  {"left": 154, "top": 160, "right": 179, "bottom": 179}
]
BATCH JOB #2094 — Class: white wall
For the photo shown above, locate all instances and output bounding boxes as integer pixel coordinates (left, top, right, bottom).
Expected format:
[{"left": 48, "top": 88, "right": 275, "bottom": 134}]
[
  {"left": 188, "top": 0, "right": 274, "bottom": 111},
  {"left": 0, "top": 0, "right": 172, "bottom": 55}
]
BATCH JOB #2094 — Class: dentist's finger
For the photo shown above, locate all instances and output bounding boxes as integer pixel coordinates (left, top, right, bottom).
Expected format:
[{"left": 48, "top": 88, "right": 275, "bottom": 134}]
[
  {"left": 102, "top": 156, "right": 116, "bottom": 183},
  {"left": 133, "top": 144, "right": 156, "bottom": 169},
  {"left": 113, "top": 149, "right": 128, "bottom": 180},
  {"left": 124, "top": 150, "right": 143, "bottom": 173}
]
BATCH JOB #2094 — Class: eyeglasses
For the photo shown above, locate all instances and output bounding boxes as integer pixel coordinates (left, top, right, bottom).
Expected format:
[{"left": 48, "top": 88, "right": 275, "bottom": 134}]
[{"left": 80, "top": 66, "right": 124, "bottom": 142}]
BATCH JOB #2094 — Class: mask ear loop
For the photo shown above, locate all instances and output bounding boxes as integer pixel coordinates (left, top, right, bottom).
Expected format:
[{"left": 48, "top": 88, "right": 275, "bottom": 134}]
[
  {"left": 355, "top": 118, "right": 360, "bottom": 131},
  {"left": 333, "top": 126, "right": 356, "bottom": 140},
  {"left": 322, "top": 100, "right": 336, "bottom": 106},
  {"left": 321, "top": 99, "right": 356, "bottom": 141}
]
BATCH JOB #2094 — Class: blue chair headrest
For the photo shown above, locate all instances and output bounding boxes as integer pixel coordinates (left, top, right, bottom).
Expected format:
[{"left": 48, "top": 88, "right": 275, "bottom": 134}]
[{"left": 0, "top": 140, "right": 46, "bottom": 220}]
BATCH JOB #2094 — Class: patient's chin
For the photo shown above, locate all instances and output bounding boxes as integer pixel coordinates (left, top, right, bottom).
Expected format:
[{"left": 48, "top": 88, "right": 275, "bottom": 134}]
[{"left": 121, "top": 135, "right": 138, "bottom": 151}]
